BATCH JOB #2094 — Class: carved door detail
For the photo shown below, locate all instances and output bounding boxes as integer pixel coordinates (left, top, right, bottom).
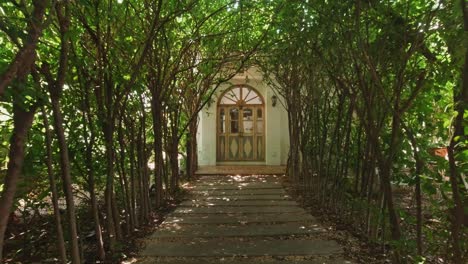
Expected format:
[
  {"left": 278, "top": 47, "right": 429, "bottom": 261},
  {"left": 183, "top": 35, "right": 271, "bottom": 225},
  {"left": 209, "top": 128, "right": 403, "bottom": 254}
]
[{"left": 217, "top": 86, "right": 264, "bottom": 161}]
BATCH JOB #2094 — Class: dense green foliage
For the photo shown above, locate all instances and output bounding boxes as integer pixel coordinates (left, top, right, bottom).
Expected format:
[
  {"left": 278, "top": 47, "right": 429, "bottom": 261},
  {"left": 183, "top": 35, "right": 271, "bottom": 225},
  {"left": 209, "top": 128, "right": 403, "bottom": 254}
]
[
  {"left": 0, "top": 0, "right": 466, "bottom": 263},
  {"left": 259, "top": 0, "right": 467, "bottom": 263}
]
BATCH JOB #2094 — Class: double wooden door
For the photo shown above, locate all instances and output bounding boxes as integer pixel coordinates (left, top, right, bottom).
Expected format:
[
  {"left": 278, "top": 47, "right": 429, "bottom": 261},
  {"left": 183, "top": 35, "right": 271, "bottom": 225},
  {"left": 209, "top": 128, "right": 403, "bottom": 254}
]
[{"left": 217, "top": 105, "right": 265, "bottom": 161}]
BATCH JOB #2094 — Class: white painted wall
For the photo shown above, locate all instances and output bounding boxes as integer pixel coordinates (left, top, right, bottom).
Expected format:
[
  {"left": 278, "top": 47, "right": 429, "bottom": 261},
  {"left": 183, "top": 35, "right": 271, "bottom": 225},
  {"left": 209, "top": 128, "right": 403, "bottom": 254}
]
[{"left": 197, "top": 67, "right": 289, "bottom": 166}]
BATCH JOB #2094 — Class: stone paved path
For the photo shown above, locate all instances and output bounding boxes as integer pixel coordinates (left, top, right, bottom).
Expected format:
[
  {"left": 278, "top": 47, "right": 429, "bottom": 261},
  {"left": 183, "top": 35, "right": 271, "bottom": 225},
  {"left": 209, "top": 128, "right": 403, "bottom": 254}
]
[
  {"left": 195, "top": 165, "right": 286, "bottom": 175},
  {"left": 138, "top": 175, "right": 352, "bottom": 264}
]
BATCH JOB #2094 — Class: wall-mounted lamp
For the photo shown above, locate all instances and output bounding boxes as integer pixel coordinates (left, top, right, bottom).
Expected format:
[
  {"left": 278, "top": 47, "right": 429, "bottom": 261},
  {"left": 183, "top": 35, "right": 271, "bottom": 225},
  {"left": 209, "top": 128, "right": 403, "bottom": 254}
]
[{"left": 271, "top": 95, "right": 278, "bottom": 107}]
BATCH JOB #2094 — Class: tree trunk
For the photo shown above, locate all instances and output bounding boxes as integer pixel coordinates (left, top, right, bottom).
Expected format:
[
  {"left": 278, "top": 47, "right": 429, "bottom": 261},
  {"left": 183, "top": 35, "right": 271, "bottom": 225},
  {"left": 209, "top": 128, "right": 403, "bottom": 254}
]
[
  {"left": 82, "top": 110, "right": 106, "bottom": 260},
  {"left": 0, "top": 0, "right": 48, "bottom": 96},
  {"left": 42, "top": 3, "right": 81, "bottom": 261},
  {"left": 186, "top": 132, "right": 193, "bottom": 179},
  {"left": 151, "top": 97, "right": 164, "bottom": 208},
  {"left": 118, "top": 117, "right": 133, "bottom": 234},
  {"left": 41, "top": 106, "right": 67, "bottom": 264},
  {"left": 137, "top": 96, "right": 151, "bottom": 223},
  {"left": 136, "top": 123, "right": 147, "bottom": 224},
  {"left": 377, "top": 114, "right": 403, "bottom": 263},
  {"left": 0, "top": 1, "right": 48, "bottom": 258},
  {"left": 103, "top": 124, "right": 118, "bottom": 252},
  {"left": 111, "top": 188, "right": 122, "bottom": 240},
  {"left": 0, "top": 103, "right": 37, "bottom": 261},
  {"left": 128, "top": 121, "right": 138, "bottom": 228},
  {"left": 406, "top": 128, "right": 423, "bottom": 256},
  {"left": 169, "top": 112, "right": 180, "bottom": 195},
  {"left": 170, "top": 139, "right": 180, "bottom": 195},
  {"left": 446, "top": 3, "right": 468, "bottom": 262},
  {"left": 186, "top": 120, "right": 198, "bottom": 179},
  {"left": 49, "top": 96, "right": 81, "bottom": 264},
  {"left": 86, "top": 145, "right": 106, "bottom": 260}
]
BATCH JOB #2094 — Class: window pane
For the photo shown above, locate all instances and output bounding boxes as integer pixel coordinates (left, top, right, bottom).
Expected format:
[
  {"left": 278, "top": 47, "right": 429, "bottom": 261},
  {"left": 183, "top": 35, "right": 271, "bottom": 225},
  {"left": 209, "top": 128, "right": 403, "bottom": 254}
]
[
  {"left": 243, "top": 108, "right": 253, "bottom": 120},
  {"left": 231, "top": 121, "right": 239, "bottom": 133},
  {"left": 245, "top": 90, "right": 257, "bottom": 103},
  {"left": 220, "top": 87, "right": 263, "bottom": 105},
  {"left": 219, "top": 108, "right": 225, "bottom": 133},
  {"left": 221, "top": 89, "right": 237, "bottom": 104},
  {"left": 243, "top": 108, "right": 253, "bottom": 133},
  {"left": 220, "top": 96, "right": 237, "bottom": 104},
  {"left": 242, "top": 88, "right": 251, "bottom": 100},
  {"left": 232, "top": 88, "right": 241, "bottom": 101},
  {"left": 257, "top": 109, "right": 263, "bottom": 119},
  {"left": 230, "top": 108, "right": 239, "bottom": 120},
  {"left": 230, "top": 108, "right": 239, "bottom": 133},
  {"left": 246, "top": 96, "right": 262, "bottom": 104}
]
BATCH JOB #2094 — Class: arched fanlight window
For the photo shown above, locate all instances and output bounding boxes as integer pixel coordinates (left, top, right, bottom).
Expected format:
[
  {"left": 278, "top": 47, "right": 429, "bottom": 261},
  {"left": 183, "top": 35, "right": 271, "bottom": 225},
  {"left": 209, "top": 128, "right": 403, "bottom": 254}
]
[{"left": 219, "top": 86, "right": 263, "bottom": 105}]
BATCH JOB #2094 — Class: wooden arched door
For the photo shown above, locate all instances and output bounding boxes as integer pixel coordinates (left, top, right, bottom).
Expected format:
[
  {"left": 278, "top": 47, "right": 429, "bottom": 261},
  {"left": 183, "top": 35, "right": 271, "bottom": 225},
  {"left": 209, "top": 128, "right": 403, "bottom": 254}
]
[{"left": 217, "top": 86, "right": 265, "bottom": 161}]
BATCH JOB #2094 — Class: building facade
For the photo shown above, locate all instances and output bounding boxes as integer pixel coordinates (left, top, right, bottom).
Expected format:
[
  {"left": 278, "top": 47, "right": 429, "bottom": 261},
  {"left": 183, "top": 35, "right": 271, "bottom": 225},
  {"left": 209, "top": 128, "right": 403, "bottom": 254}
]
[{"left": 197, "top": 67, "right": 289, "bottom": 166}]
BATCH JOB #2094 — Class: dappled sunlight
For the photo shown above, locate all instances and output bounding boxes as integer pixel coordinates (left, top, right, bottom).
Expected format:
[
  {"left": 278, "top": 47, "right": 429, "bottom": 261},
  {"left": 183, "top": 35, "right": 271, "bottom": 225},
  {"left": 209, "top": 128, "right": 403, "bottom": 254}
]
[
  {"left": 2, "top": 0, "right": 463, "bottom": 262},
  {"left": 135, "top": 172, "right": 350, "bottom": 262},
  {"left": 195, "top": 166, "right": 286, "bottom": 176},
  {"left": 121, "top": 257, "right": 138, "bottom": 264}
]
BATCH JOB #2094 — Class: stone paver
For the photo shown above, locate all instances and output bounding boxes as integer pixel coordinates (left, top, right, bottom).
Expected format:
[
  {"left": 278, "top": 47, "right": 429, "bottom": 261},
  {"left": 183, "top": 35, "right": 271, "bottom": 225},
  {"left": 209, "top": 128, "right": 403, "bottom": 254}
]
[
  {"left": 192, "top": 188, "right": 285, "bottom": 196},
  {"left": 189, "top": 194, "right": 292, "bottom": 200},
  {"left": 195, "top": 175, "right": 280, "bottom": 183},
  {"left": 141, "top": 239, "right": 343, "bottom": 257},
  {"left": 138, "top": 174, "right": 349, "bottom": 263},
  {"left": 192, "top": 182, "right": 281, "bottom": 190},
  {"left": 173, "top": 206, "right": 305, "bottom": 214},
  {"left": 195, "top": 165, "right": 286, "bottom": 175},
  {"left": 152, "top": 223, "right": 325, "bottom": 238},
  {"left": 180, "top": 200, "right": 297, "bottom": 207},
  {"left": 139, "top": 258, "right": 352, "bottom": 264},
  {"left": 164, "top": 213, "right": 315, "bottom": 224}
]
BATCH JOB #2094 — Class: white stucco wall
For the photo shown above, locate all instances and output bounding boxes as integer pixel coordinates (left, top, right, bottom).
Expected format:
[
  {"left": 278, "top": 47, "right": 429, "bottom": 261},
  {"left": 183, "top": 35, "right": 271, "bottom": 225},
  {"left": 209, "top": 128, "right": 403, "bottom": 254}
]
[{"left": 197, "top": 67, "right": 289, "bottom": 166}]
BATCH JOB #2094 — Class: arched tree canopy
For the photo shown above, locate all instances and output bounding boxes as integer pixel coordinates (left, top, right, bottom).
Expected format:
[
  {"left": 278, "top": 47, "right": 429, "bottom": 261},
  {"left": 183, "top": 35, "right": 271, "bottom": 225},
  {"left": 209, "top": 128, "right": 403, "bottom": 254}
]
[{"left": 0, "top": 0, "right": 466, "bottom": 263}]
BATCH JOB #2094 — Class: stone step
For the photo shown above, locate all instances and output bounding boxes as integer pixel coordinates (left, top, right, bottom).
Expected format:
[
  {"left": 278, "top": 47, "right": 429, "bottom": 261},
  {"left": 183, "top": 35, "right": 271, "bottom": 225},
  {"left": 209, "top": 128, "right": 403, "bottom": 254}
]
[
  {"left": 189, "top": 194, "right": 292, "bottom": 201},
  {"left": 180, "top": 200, "right": 297, "bottom": 207},
  {"left": 197, "top": 175, "right": 280, "bottom": 183},
  {"left": 139, "top": 172, "right": 351, "bottom": 264},
  {"left": 164, "top": 213, "right": 315, "bottom": 225},
  {"left": 153, "top": 223, "right": 325, "bottom": 238},
  {"left": 195, "top": 166, "right": 286, "bottom": 176},
  {"left": 140, "top": 239, "right": 343, "bottom": 257},
  {"left": 193, "top": 189, "right": 285, "bottom": 196},
  {"left": 139, "top": 258, "right": 352, "bottom": 264},
  {"left": 173, "top": 206, "right": 305, "bottom": 215},
  {"left": 191, "top": 182, "right": 282, "bottom": 190}
]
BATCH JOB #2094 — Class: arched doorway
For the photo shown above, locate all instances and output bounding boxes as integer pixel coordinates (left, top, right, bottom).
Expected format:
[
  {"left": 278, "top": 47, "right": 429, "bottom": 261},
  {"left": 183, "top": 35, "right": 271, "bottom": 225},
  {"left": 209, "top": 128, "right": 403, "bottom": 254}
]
[{"left": 217, "top": 86, "right": 265, "bottom": 161}]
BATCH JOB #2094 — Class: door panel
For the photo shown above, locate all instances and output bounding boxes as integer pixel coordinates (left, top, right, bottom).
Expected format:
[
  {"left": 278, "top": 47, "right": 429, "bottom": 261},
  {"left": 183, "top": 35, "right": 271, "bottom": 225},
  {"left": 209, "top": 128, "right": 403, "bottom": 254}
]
[
  {"left": 256, "top": 135, "right": 264, "bottom": 160},
  {"left": 228, "top": 136, "right": 240, "bottom": 160},
  {"left": 217, "top": 87, "right": 265, "bottom": 162},
  {"left": 218, "top": 136, "right": 226, "bottom": 160},
  {"left": 241, "top": 136, "right": 254, "bottom": 159}
]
